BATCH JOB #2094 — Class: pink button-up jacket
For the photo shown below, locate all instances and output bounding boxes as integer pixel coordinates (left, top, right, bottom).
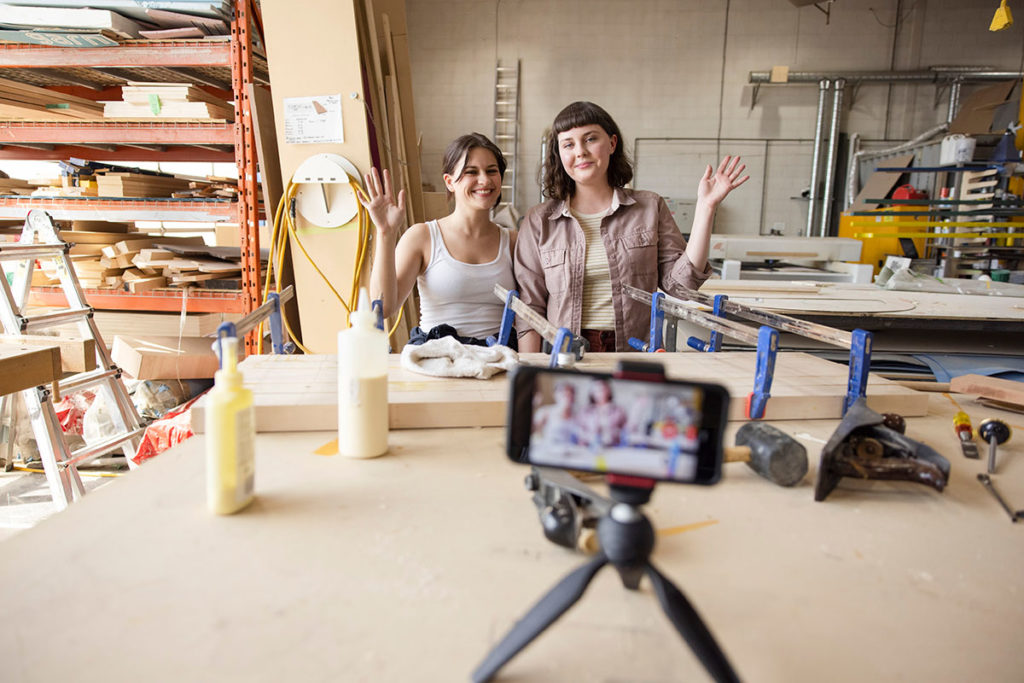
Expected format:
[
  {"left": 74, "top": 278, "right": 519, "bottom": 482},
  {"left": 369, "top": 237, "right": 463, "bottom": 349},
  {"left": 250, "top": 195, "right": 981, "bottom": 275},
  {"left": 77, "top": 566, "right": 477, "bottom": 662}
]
[{"left": 514, "top": 188, "right": 712, "bottom": 351}]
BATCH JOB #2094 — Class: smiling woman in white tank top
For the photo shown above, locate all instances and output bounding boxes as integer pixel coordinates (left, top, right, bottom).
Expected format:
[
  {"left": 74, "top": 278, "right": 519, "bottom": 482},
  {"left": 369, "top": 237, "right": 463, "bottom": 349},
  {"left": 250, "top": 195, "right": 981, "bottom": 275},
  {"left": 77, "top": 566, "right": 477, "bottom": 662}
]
[{"left": 363, "top": 133, "right": 517, "bottom": 345}]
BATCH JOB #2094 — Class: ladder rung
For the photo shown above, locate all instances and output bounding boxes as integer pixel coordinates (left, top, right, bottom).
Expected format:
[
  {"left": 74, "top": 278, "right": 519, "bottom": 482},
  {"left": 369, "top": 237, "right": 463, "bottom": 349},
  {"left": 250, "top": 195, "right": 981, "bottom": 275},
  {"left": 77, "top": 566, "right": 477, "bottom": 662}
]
[
  {"left": 22, "top": 307, "right": 92, "bottom": 331},
  {"left": 496, "top": 67, "right": 517, "bottom": 72},
  {"left": 494, "top": 118, "right": 516, "bottom": 122},
  {"left": 495, "top": 100, "right": 516, "bottom": 105},
  {"left": 0, "top": 243, "right": 69, "bottom": 261},
  {"left": 496, "top": 84, "right": 515, "bottom": 88},
  {"left": 68, "top": 427, "right": 145, "bottom": 466},
  {"left": 58, "top": 367, "right": 120, "bottom": 395},
  {"left": 494, "top": 134, "right": 514, "bottom": 139}
]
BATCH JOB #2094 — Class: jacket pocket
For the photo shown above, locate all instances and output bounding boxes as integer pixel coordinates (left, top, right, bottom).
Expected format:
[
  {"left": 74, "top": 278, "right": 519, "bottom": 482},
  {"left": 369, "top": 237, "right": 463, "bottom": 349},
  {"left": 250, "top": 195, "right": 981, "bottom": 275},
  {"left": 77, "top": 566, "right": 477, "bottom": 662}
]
[
  {"left": 540, "top": 247, "right": 567, "bottom": 294},
  {"left": 619, "top": 231, "right": 657, "bottom": 284}
]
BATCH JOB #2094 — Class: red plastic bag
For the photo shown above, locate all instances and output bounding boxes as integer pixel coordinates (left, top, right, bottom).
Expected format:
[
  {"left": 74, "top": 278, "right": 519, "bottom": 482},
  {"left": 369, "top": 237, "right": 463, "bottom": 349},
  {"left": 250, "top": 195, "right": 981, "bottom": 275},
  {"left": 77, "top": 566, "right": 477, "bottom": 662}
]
[{"left": 132, "top": 394, "right": 205, "bottom": 465}]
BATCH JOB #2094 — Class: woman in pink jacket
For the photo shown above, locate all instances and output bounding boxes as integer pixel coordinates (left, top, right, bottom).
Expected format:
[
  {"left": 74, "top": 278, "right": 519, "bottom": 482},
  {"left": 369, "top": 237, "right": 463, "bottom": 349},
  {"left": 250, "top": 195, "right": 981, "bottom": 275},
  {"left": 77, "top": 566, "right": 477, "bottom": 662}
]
[{"left": 515, "top": 101, "right": 748, "bottom": 352}]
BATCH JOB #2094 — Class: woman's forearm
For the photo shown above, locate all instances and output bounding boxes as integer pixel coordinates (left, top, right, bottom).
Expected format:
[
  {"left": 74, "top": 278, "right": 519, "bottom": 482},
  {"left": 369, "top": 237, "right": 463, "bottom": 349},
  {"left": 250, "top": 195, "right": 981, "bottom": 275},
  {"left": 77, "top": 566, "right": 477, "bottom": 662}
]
[
  {"left": 369, "top": 229, "right": 399, "bottom": 318},
  {"left": 685, "top": 200, "right": 717, "bottom": 271}
]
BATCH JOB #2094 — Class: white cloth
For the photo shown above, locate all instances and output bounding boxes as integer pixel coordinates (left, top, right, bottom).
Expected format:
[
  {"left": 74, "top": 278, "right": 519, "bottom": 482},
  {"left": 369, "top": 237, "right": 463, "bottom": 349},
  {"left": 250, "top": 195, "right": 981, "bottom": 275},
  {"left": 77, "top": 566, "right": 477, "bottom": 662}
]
[{"left": 401, "top": 336, "right": 518, "bottom": 379}]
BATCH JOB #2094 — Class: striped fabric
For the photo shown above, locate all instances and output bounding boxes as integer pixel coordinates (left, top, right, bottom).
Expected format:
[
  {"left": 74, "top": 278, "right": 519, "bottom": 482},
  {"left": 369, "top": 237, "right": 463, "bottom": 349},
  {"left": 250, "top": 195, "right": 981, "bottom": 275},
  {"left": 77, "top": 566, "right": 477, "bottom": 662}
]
[{"left": 572, "top": 208, "right": 615, "bottom": 330}]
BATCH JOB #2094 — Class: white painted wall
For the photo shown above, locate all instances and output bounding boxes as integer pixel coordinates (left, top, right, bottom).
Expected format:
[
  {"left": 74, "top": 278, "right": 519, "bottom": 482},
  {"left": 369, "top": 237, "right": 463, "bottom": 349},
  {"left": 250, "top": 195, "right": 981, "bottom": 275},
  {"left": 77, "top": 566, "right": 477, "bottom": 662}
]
[{"left": 406, "top": 0, "right": 1022, "bottom": 235}]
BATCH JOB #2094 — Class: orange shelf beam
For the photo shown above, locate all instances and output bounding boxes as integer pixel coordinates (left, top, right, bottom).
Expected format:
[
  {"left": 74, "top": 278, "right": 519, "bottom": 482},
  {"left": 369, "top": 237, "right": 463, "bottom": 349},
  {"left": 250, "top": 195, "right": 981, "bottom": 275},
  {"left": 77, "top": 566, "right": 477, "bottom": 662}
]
[
  {"left": 0, "top": 121, "right": 234, "bottom": 145},
  {"left": 30, "top": 286, "right": 247, "bottom": 313},
  {"left": 0, "top": 40, "right": 231, "bottom": 68}
]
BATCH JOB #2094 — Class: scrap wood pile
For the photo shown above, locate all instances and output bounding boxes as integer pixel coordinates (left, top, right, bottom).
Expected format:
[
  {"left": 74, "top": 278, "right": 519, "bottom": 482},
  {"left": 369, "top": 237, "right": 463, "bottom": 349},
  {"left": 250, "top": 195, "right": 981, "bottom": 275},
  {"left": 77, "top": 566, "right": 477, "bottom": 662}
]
[
  {"left": 22, "top": 222, "right": 253, "bottom": 291},
  {"left": 0, "top": 2, "right": 231, "bottom": 43},
  {"left": 24, "top": 159, "right": 247, "bottom": 200},
  {"left": 103, "top": 82, "right": 234, "bottom": 121},
  {"left": 0, "top": 77, "right": 105, "bottom": 121}
]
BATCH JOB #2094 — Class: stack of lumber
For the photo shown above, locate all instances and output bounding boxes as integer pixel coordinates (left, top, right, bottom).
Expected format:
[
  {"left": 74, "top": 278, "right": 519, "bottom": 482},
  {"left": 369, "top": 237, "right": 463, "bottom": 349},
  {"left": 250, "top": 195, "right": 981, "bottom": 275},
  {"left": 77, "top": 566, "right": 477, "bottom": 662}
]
[
  {"left": 33, "top": 232, "right": 210, "bottom": 290},
  {"left": 131, "top": 248, "right": 241, "bottom": 288},
  {"left": 95, "top": 172, "right": 200, "bottom": 198},
  {"left": 103, "top": 82, "right": 233, "bottom": 121},
  {"left": 0, "top": 176, "right": 34, "bottom": 195},
  {"left": 0, "top": 77, "right": 105, "bottom": 121},
  {"left": 0, "top": 5, "right": 144, "bottom": 39}
]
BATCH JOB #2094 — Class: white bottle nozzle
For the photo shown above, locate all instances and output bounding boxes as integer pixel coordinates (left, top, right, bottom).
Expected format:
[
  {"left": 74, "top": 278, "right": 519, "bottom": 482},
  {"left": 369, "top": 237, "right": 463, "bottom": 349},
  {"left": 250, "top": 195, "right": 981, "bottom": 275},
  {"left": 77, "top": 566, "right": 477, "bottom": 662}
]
[{"left": 350, "top": 287, "right": 376, "bottom": 328}]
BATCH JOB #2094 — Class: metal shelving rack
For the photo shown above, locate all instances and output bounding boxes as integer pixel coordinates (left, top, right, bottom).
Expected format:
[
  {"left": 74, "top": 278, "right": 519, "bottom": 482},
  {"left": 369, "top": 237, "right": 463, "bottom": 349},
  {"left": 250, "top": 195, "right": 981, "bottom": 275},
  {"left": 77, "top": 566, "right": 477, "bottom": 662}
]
[{"left": 0, "top": 0, "right": 265, "bottom": 345}]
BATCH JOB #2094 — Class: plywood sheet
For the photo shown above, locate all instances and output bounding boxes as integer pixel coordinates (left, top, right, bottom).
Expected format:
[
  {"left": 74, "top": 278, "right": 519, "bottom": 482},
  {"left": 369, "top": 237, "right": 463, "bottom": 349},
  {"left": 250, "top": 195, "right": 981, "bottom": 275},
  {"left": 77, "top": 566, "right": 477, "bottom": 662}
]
[
  {"left": 190, "top": 351, "right": 928, "bottom": 434},
  {"left": 850, "top": 153, "right": 915, "bottom": 211}
]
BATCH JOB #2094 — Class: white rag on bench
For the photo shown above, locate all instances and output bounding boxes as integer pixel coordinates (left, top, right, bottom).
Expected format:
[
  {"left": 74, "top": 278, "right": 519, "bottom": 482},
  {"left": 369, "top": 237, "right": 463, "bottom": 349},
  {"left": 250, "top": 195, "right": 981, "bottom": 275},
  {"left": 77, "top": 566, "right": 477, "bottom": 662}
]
[{"left": 400, "top": 336, "right": 518, "bottom": 379}]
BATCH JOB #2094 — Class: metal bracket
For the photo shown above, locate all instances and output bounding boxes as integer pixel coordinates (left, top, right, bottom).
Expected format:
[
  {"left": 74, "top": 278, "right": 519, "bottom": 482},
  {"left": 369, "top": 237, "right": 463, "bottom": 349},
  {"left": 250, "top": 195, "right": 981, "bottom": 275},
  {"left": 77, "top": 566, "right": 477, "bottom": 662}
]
[{"left": 745, "top": 326, "right": 779, "bottom": 420}]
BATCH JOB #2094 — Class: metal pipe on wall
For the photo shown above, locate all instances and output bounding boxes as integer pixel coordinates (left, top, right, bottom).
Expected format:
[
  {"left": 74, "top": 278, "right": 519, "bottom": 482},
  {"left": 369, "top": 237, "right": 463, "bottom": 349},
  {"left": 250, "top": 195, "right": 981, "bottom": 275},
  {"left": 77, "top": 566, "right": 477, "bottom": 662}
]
[
  {"left": 947, "top": 79, "right": 962, "bottom": 124},
  {"left": 819, "top": 79, "right": 846, "bottom": 237},
  {"left": 749, "top": 68, "right": 1018, "bottom": 84},
  {"left": 806, "top": 79, "right": 831, "bottom": 237}
]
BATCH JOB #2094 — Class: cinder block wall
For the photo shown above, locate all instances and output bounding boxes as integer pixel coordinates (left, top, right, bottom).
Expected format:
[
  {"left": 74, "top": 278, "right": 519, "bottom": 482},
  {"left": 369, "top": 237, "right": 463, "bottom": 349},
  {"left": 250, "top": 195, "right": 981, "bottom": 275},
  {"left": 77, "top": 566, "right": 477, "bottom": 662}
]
[{"left": 407, "top": 0, "right": 1020, "bottom": 235}]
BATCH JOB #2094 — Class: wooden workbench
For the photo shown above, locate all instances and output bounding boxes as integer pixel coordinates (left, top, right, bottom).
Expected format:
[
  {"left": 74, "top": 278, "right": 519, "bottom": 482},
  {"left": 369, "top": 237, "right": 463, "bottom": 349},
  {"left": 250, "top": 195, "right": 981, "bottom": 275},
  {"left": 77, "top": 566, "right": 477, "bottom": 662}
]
[{"left": 1, "top": 392, "right": 1021, "bottom": 681}]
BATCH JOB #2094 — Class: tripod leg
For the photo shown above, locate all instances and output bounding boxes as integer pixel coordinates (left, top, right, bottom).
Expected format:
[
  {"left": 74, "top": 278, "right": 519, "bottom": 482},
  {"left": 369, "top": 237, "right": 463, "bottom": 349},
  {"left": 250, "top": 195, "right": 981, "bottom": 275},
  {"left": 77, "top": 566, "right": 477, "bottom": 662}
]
[
  {"left": 472, "top": 553, "right": 608, "bottom": 683},
  {"left": 645, "top": 562, "right": 741, "bottom": 683}
]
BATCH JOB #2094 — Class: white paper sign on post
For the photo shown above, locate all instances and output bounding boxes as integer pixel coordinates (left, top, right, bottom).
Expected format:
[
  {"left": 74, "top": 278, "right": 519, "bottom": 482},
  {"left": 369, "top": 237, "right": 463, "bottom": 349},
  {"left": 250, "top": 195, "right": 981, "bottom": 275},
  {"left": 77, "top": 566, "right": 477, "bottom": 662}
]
[{"left": 283, "top": 94, "right": 344, "bottom": 144}]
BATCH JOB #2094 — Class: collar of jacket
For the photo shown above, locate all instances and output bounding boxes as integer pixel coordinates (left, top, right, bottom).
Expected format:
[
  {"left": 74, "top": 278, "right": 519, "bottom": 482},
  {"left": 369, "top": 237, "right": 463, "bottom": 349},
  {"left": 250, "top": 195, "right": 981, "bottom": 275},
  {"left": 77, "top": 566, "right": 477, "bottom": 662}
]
[{"left": 547, "top": 187, "right": 637, "bottom": 220}]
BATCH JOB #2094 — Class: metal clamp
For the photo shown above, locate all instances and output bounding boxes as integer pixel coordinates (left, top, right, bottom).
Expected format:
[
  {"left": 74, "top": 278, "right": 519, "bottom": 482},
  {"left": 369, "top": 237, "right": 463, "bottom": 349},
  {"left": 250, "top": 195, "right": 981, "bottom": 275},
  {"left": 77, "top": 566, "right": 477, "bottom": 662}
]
[
  {"left": 486, "top": 288, "right": 519, "bottom": 347},
  {"left": 686, "top": 294, "right": 727, "bottom": 352},
  {"left": 843, "top": 329, "right": 873, "bottom": 415},
  {"left": 745, "top": 326, "right": 779, "bottom": 420},
  {"left": 627, "top": 291, "right": 665, "bottom": 352}
]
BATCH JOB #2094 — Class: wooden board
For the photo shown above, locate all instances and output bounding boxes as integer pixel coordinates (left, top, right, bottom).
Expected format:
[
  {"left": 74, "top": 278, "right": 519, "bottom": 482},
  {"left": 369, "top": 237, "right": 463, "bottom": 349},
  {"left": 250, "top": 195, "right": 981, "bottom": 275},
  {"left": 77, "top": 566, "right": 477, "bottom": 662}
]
[
  {"left": 111, "top": 335, "right": 221, "bottom": 380},
  {"left": 190, "top": 351, "right": 928, "bottom": 434},
  {"left": 0, "top": 334, "right": 95, "bottom": 373},
  {"left": 950, "top": 374, "right": 1024, "bottom": 408},
  {"left": 850, "top": 153, "right": 915, "bottom": 211},
  {"left": 90, "top": 311, "right": 240, "bottom": 339},
  {"left": 0, "top": 344, "right": 61, "bottom": 394}
]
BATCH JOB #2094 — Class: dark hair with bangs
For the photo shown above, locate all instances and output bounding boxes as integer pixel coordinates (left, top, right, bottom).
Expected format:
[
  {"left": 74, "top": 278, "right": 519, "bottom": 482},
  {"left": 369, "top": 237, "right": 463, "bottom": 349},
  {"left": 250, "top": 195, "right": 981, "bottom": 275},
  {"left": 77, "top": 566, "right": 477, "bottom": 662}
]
[
  {"left": 542, "top": 101, "right": 633, "bottom": 200},
  {"left": 441, "top": 132, "right": 507, "bottom": 206}
]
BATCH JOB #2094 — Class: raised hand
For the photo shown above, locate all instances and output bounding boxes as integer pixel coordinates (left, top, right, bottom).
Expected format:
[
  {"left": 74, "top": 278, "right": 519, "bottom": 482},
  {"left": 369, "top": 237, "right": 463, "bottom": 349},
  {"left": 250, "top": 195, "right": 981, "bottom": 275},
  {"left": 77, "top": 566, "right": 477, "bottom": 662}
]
[
  {"left": 359, "top": 167, "right": 407, "bottom": 238},
  {"left": 697, "top": 155, "right": 750, "bottom": 208}
]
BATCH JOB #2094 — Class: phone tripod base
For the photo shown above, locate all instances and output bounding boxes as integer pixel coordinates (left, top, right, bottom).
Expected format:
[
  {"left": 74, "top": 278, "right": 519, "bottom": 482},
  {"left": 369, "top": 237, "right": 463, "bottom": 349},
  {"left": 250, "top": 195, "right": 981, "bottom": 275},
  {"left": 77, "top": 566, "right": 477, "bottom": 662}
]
[{"left": 471, "top": 504, "right": 739, "bottom": 683}]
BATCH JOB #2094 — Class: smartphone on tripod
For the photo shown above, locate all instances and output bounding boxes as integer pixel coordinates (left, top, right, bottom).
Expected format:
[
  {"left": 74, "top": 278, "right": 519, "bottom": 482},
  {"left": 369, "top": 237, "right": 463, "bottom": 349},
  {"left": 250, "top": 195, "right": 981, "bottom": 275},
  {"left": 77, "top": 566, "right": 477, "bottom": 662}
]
[{"left": 507, "top": 364, "right": 730, "bottom": 484}]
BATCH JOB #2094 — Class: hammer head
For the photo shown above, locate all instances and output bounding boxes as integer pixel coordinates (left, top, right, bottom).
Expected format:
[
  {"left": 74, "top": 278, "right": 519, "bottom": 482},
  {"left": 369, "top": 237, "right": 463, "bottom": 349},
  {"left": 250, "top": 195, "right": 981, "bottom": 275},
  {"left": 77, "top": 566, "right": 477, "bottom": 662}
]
[{"left": 735, "top": 422, "right": 808, "bottom": 487}]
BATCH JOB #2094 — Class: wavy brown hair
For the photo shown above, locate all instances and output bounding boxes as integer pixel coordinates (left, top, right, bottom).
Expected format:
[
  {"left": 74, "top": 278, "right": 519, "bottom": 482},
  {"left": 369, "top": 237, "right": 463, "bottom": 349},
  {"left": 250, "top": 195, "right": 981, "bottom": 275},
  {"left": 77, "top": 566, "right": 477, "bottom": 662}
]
[
  {"left": 542, "top": 101, "right": 633, "bottom": 201},
  {"left": 441, "top": 132, "right": 507, "bottom": 206}
]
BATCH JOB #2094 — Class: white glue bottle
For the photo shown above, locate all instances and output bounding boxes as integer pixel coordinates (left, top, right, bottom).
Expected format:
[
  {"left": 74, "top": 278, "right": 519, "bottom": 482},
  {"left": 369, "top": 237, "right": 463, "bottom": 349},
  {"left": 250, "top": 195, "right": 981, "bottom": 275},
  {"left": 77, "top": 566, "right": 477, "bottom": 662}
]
[
  {"left": 205, "top": 334, "right": 255, "bottom": 514},
  {"left": 337, "top": 288, "right": 389, "bottom": 458}
]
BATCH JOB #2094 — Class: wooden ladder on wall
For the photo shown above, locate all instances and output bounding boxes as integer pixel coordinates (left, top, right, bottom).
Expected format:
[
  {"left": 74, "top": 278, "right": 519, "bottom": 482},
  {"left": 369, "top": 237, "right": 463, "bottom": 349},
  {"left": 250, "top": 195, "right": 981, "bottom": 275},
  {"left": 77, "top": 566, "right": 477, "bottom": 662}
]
[
  {"left": 0, "top": 210, "right": 144, "bottom": 510},
  {"left": 493, "top": 60, "right": 521, "bottom": 218}
]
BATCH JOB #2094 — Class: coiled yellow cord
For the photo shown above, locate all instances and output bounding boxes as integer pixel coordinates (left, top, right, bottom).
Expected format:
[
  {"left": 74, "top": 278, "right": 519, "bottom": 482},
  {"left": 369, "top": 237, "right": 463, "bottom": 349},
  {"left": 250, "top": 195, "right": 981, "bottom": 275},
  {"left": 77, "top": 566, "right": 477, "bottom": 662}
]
[{"left": 257, "top": 179, "right": 403, "bottom": 354}]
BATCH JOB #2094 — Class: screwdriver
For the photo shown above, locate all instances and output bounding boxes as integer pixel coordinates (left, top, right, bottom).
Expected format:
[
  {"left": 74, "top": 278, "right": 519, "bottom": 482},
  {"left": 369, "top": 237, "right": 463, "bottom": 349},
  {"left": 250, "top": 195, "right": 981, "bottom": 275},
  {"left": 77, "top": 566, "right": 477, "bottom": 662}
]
[{"left": 953, "top": 411, "right": 979, "bottom": 459}]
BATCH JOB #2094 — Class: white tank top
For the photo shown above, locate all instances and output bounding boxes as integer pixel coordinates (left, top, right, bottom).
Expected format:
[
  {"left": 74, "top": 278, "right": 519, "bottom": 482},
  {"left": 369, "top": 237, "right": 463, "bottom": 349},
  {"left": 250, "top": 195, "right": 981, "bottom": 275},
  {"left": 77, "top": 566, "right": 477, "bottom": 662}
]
[{"left": 417, "top": 220, "right": 516, "bottom": 339}]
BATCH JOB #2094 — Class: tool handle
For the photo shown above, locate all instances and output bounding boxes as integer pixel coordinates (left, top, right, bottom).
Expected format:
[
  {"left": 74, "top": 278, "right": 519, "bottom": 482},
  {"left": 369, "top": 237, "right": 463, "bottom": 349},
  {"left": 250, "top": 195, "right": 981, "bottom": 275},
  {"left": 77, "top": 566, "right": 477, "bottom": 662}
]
[{"left": 722, "top": 446, "right": 751, "bottom": 464}]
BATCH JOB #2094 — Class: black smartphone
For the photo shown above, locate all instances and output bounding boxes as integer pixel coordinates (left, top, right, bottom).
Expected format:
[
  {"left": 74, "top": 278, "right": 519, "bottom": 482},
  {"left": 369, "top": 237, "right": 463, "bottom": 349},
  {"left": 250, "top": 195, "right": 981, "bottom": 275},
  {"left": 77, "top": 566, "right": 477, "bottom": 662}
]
[{"left": 507, "top": 365, "right": 729, "bottom": 484}]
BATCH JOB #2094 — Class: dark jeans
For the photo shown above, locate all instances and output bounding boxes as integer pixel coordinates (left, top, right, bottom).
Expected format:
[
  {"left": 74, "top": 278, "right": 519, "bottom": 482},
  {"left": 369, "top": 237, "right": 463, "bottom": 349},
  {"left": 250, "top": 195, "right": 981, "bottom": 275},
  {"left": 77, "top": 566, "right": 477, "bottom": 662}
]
[
  {"left": 407, "top": 324, "right": 518, "bottom": 351},
  {"left": 579, "top": 328, "right": 617, "bottom": 353}
]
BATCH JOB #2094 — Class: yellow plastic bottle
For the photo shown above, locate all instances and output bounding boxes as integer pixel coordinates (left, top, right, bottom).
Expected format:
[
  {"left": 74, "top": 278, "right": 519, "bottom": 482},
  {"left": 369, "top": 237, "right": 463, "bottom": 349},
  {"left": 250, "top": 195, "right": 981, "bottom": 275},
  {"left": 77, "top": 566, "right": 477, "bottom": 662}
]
[
  {"left": 337, "top": 288, "right": 389, "bottom": 458},
  {"left": 205, "top": 335, "right": 255, "bottom": 514}
]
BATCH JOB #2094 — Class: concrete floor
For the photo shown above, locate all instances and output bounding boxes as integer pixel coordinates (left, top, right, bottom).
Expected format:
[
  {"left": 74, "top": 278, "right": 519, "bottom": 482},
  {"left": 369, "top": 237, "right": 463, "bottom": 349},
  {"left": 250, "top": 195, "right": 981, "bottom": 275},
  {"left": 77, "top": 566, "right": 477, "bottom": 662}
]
[{"left": 0, "top": 464, "right": 119, "bottom": 541}]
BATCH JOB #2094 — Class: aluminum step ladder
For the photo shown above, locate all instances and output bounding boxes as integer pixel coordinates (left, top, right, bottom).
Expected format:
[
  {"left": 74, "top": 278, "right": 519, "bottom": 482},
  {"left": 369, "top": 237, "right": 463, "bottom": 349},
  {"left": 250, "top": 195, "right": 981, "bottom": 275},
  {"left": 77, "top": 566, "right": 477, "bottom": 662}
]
[
  {"left": 0, "top": 210, "right": 144, "bottom": 510},
  {"left": 493, "top": 60, "right": 521, "bottom": 216}
]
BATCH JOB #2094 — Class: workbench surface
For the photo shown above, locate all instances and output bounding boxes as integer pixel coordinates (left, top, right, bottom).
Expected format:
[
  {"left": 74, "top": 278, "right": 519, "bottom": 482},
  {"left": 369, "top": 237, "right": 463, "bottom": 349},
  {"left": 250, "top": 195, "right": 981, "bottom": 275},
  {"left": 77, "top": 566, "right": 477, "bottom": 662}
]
[{"left": 1, "top": 393, "right": 1022, "bottom": 682}]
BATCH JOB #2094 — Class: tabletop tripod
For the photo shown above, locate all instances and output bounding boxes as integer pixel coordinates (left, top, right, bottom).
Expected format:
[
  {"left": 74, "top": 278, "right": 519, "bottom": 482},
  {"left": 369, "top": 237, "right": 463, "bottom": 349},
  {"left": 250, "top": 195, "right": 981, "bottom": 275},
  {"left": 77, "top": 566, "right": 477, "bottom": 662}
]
[{"left": 471, "top": 480, "right": 740, "bottom": 682}]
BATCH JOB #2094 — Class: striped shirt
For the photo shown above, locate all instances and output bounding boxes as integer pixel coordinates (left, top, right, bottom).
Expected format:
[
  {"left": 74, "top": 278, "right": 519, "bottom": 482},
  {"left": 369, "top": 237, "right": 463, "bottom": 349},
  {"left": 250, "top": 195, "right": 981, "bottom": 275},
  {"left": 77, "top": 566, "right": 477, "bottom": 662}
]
[{"left": 571, "top": 207, "right": 615, "bottom": 330}]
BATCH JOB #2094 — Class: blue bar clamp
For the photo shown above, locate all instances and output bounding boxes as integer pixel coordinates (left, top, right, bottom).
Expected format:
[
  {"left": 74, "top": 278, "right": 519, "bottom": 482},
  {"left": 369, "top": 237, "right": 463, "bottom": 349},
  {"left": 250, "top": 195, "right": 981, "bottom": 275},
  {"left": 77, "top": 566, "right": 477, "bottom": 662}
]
[
  {"left": 627, "top": 291, "right": 665, "bottom": 352},
  {"left": 686, "top": 294, "right": 728, "bottom": 353},
  {"left": 745, "top": 326, "right": 779, "bottom": 420},
  {"left": 486, "top": 288, "right": 519, "bottom": 347},
  {"left": 844, "top": 329, "right": 873, "bottom": 415}
]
